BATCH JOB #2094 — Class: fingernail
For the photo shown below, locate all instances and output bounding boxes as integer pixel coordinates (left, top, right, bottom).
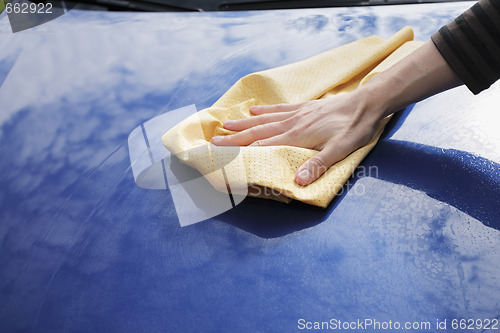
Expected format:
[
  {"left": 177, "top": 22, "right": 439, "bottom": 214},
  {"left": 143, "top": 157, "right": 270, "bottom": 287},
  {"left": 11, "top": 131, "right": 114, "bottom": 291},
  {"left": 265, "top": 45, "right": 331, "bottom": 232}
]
[
  {"left": 223, "top": 120, "right": 234, "bottom": 128},
  {"left": 296, "top": 169, "right": 312, "bottom": 185},
  {"left": 250, "top": 106, "right": 260, "bottom": 112},
  {"left": 211, "top": 136, "right": 223, "bottom": 143}
]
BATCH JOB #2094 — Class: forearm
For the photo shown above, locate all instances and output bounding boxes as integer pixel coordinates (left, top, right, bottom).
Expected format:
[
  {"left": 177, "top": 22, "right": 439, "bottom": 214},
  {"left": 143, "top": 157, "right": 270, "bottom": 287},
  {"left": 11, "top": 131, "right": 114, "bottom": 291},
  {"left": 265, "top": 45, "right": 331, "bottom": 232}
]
[{"left": 359, "top": 40, "right": 463, "bottom": 121}]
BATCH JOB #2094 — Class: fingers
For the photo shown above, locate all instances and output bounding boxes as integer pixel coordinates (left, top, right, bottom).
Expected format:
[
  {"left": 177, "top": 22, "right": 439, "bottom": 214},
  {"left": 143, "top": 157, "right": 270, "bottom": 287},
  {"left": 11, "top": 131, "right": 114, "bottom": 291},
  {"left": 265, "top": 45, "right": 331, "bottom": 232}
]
[
  {"left": 212, "top": 122, "right": 288, "bottom": 147},
  {"left": 212, "top": 103, "right": 300, "bottom": 146},
  {"left": 294, "top": 144, "right": 349, "bottom": 186},
  {"left": 250, "top": 102, "right": 303, "bottom": 115},
  {"left": 223, "top": 112, "right": 291, "bottom": 132},
  {"left": 248, "top": 133, "right": 289, "bottom": 147}
]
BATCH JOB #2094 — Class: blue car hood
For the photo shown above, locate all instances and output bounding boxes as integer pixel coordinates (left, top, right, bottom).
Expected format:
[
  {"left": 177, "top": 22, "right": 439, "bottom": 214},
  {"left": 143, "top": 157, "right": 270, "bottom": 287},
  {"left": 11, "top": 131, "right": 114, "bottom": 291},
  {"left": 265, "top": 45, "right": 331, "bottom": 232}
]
[{"left": 1, "top": 3, "right": 499, "bottom": 332}]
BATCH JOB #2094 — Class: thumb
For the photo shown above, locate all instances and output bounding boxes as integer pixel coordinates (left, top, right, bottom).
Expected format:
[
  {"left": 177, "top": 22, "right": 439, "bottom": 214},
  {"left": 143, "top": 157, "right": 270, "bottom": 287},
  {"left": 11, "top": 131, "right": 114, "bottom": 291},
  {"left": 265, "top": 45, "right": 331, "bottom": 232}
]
[{"left": 294, "top": 147, "right": 340, "bottom": 186}]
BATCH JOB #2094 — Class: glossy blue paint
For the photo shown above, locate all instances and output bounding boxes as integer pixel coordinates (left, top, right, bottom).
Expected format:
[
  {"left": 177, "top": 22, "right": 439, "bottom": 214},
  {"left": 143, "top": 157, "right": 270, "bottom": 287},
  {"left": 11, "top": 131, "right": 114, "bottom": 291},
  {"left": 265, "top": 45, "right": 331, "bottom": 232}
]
[{"left": 1, "top": 3, "right": 499, "bottom": 332}]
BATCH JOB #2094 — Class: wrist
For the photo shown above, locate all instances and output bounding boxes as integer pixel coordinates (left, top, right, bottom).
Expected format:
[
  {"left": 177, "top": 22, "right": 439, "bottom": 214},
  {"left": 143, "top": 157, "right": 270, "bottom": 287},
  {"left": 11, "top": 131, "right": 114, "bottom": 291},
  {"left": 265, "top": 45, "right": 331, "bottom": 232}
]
[
  {"left": 355, "top": 75, "right": 400, "bottom": 125},
  {"left": 357, "top": 41, "right": 462, "bottom": 122}
]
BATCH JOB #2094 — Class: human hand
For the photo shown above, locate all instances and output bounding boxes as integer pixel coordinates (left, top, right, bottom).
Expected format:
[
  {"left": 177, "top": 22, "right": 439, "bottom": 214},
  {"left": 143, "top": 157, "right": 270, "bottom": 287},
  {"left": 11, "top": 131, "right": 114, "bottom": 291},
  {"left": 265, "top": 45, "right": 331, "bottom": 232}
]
[
  {"left": 211, "top": 93, "right": 384, "bottom": 186},
  {"left": 210, "top": 40, "right": 464, "bottom": 186}
]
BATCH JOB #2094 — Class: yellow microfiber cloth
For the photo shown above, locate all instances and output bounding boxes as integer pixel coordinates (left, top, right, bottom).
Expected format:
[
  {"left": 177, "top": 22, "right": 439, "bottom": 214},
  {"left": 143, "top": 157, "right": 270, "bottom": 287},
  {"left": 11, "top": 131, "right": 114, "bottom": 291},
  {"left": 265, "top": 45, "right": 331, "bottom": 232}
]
[{"left": 162, "top": 26, "right": 424, "bottom": 208}]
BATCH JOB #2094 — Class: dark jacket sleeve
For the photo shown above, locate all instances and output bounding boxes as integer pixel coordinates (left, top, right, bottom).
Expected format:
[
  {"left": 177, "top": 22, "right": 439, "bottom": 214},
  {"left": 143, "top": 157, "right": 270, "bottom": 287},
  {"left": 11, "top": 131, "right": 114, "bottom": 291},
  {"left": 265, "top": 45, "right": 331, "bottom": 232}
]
[{"left": 431, "top": 0, "right": 500, "bottom": 94}]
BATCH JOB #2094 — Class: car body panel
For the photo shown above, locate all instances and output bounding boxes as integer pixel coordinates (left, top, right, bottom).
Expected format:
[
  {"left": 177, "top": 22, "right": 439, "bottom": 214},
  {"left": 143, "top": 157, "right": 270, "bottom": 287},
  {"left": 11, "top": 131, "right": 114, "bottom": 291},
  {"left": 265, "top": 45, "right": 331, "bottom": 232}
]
[{"left": 1, "top": 2, "right": 499, "bottom": 332}]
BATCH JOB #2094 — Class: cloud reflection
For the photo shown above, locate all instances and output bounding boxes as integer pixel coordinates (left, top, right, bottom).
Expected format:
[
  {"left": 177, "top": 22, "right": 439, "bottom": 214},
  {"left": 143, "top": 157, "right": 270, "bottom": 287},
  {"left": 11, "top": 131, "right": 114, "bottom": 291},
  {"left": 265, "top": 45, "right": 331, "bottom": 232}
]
[{"left": 1, "top": 4, "right": 493, "bottom": 331}]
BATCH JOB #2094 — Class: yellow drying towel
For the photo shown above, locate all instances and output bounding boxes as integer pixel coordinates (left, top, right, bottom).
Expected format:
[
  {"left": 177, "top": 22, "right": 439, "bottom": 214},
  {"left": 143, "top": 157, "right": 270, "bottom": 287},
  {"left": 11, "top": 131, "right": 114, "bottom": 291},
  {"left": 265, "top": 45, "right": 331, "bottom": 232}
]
[{"left": 162, "top": 26, "right": 423, "bottom": 208}]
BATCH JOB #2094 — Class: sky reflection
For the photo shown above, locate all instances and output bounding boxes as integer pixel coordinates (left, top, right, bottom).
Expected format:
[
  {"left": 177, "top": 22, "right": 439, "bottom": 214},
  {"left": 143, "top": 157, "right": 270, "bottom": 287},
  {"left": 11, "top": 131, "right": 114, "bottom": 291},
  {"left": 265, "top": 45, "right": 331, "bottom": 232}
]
[{"left": 1, "top": 3, "right": 498, "bottom": 332}]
